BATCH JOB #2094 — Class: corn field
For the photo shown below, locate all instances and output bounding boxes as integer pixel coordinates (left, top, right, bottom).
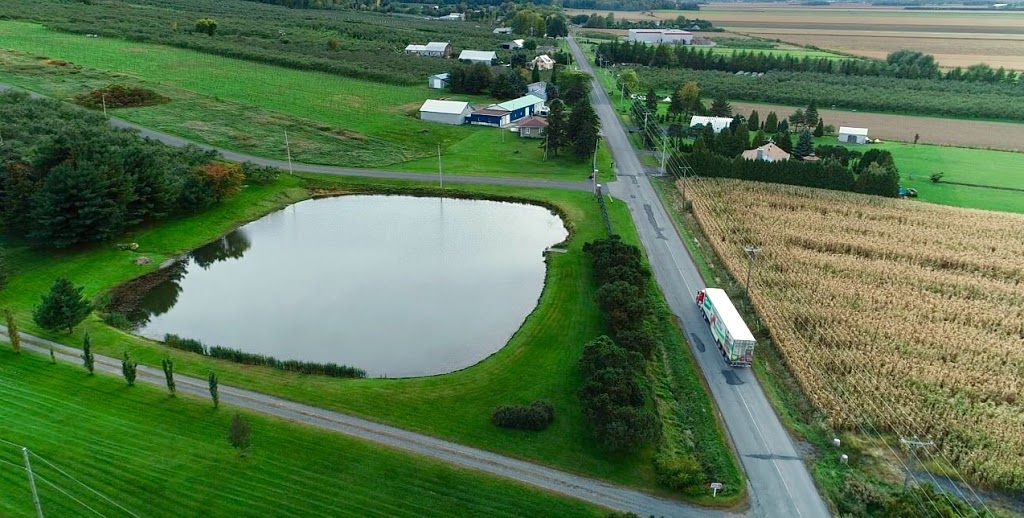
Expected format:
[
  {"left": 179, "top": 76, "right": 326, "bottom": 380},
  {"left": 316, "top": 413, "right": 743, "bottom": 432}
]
[{"left": 682, "top": 178, "right": 1024, "bottom": 491}]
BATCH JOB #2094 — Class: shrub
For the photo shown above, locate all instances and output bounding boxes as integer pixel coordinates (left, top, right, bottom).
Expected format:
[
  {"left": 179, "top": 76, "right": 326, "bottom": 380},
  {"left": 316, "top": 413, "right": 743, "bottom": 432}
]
[
  {"left": 103, "top": 312, "right": 132, "bottom": 330},
  {"left": 73, "top": 84, "right": 169, "bottom": 110},
  {"left": 33, "top": 277, "right": 92, "bottom": 333},
  {"left": 228, "top": 412, "right": 252, "bottom": 453},
  {"left": 164, "top": 333, "right": 208, "bottom": 355},
  {"left": 240, "top": 162, "right": 281, "bottom": 185},
  {"left": 198, "top": 163, "right": 244, "bottom": 202},
  {"left": 491, "top": 401, "right": 555, "bottom": 431},
  {"left": 654, "top": 452, "right": 704, "bottom": 491}
]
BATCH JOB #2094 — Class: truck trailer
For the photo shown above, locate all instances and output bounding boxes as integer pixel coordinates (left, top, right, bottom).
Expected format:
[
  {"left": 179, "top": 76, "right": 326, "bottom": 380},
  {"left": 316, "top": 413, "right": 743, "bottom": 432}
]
[{"left": 696, "top": 288, "right": 756, "bottom": 367}]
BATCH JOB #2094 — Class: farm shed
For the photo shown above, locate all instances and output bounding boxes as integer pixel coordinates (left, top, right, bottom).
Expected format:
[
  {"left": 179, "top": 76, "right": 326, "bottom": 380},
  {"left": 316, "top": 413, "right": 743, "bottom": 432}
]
[
  {"left": 469, "top": 107, "right": 511, "bottom": 127},
  {"left": 516, "top": 116, "right": 548, "bottom": 139},
  {"left": 500, "top": 39, "right": 525, "bottom": 50},
  {"left": 428, "top": 73, "right": 449, "bottom": 89},
  {"left": 419, "top": 100, "right": 473, "bottom": 125},
  {"left": 741, "top": 143, "right": 790, "bottom": 162},
  {"left": 838, "top": 126, "right": 869, "bottom": 144},
  {"left": 628, "top": 29, "right": 693, "bottom": 45},
  {"left": 493, "top": 27, "right": 513, "bottom": 34},
  {"left": 459, "top": 50, "right": 498, "bottom": 64},
  {"left": 439, "top": 13, "right": 464, "bottom": 21},
  {"left": 406, "top": 42, "right": 452, "bottom": 57},
  {"left": 689, "top": 116, "right": 735, "bottom": 134}
]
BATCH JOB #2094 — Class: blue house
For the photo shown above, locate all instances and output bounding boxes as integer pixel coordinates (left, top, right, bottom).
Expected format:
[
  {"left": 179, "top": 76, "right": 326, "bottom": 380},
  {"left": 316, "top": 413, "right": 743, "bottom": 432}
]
[
  {"left": 495, "top": 95, "right": 544, "bottom": 123},
  {"left": 468, "top": 107, "right": 511, "bottom": 127}
]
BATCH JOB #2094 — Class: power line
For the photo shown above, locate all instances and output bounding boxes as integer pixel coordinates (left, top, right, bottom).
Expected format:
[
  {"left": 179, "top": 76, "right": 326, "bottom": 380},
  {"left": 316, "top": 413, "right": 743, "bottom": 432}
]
[
  {"left": 33, "top": 473, "right": 108, "bottom": 518},
  {"left": 29, "top": 450, "right": 142, "bottom": 518}
]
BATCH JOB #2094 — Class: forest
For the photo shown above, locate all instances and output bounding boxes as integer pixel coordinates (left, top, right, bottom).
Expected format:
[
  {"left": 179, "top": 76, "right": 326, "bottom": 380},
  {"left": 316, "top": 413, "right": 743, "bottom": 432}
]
[
  {"left": 0, "top": 0, "right": 499, "bottom": 85},
  {"left": 0, "top": 92, "right": 227, "bottom": 248}
]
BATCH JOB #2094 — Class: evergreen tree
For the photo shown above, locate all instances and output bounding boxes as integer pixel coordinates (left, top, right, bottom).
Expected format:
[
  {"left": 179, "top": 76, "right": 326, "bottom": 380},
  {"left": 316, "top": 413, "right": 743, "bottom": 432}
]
[
  {"left": 4, "top": 309, "right": 20, "bottom": 353},
  {"left": 763, "top": 111, "right": 779, "bottom": 133},
  {"left": 795, "top": 129, "right": 815, "bottom": 158},
  {"left": 644, "top": 88, "right": 658, "bottom": 113},
  {"left": 753, "top": 129, "right": 768, "bottom": 147},
  {"left": 748, "top": 110, "right": 761, "bottom": 130},
  {"left": 668, "top": 83, "right": 687, "bottom": 117},
  {"left": 209, "top": 371, "right": 220, "bottom": 408},
  {"left": 734, "top": 123, "right": 751, "bottom": 151},
  {"left": 804, "top": 101, "right": 819, "bottom": 129},
  {"left": 699, "top": 124, "right": 716, "bottom": 153},
  {"left": 709, "top": 94, "right": 732, "bottom": 117},
  {"left": 855, "top": 163, "right": 900, "bottom": 197},
  {"left": 789, "top": 108, "right": 806, "bottom": 130},
  {"left": 81, "top": 332, "right": 95, "bottom": 374},
  {"left": 777, "top": 119, "right": 790, "bottom": 133},
  {"left": 544, "top": 100, "right": 569, "bottom": 157},
  {"left": 162, "top": 358, "right": 176, "bottom": 396},
  {"left": 29, "top": 158, "right": 133, "bottom": 248},
  {"left": 531, "top": 63, "right": 540, "bottom": 83},
  {"left": 775, "top": 127, "right": 793, "bottom": 153},
  {"left": 814, "top": 119, "right": 825, "bottom": 137},
  {"left": 569, "top": 97, "right": 600, "bottom": 160},
  {"left": 122, "top": 351, "right": 137, "bottom": 386},
  {"left": 33, "top": 277, "right": 92, "bottom": 333}
]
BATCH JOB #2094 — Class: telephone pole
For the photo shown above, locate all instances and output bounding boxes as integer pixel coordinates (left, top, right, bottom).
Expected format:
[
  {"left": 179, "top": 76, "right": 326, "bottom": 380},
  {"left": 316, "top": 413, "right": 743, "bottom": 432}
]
[
  {"left": 284, "top": 130, "right": 294, "bottom": 175},
  {"left": 901, "top": 436, "right": 935, "bottom": 489},
  {"left": 23, "top": 448, "right": 43, "bottom": 518},
  {"left": 437, "top": 142, "right": 443, "bottom": 190},
  {"left": 660, "top": 135, "right": 668, "bottom": 176},
  {"left": 743, "top": 246, "right": 762, "bottom": 298}
]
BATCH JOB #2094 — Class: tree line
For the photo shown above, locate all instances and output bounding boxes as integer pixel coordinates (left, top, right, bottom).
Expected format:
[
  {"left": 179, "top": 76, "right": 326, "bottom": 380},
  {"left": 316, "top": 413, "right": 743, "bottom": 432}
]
[
  {"left": 164, "top": 333, "right": 366, "bottom": 378},
  {"left": 0, "top": 92, "right": 234, "bottom": 248},
  {"left": 571, "top": 12, "right": 712, "bottom": 30}
]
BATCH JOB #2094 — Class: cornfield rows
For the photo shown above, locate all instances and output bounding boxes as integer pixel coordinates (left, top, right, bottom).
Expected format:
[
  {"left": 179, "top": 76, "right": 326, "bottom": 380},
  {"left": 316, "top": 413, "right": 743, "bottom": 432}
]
[{"left": 682, "top": 178, "right": 1024, "bottom": 491}]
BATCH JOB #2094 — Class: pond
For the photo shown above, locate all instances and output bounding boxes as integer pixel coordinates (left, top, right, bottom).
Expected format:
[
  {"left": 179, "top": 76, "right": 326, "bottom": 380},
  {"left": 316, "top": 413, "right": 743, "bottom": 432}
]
[{"left": 119, "top": 195, "right": 568, "bottom": 378}]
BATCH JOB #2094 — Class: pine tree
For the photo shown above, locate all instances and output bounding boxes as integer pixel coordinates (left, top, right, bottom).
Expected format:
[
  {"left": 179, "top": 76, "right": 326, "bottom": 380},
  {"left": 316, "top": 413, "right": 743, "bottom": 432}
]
[
  {"left": 668, "top": 83, "right": 687, "bottom": 117},
  {"left": 775, "top": 127, "right": 793, "bottom": 154},
  {"left": 734, "top": 122, "right": 751, "bottom": 151},
  {"left": 763, "top": 111, "right": 779, "bottom": 133},
  {"left": 644, "top": 88, "right": 658, "bottom": 113},
  {"left": 33, "top": 277, "right": 92, "bottom": 333},
  {"left": 814, "top": 119, "right": 825, "bottom": 137},
  {"left": 531, "top": 63, "right": 540, "bottom": 83},
  {"left": 753, "top": 129, "right": 768, "bottom": 148},
  {"left": 795, "top": 128, "right": 814, "bottom": 158},
  {"left": 569, "top": 97, "right": 600, "bottom": 160},
  {"left": 748, "top": 110, "right": 761, "bottom": 130},
  {"left": 209, "top": 371, "right": 220, "bottom": 408},
  {"left": 789, "top": 108, "right": 806, "bottom": 130},
  {"left": 709, "top": 94, "right": 732, "bottom": 117},
  {"left": 544, "top": 100, "right": 569, "bottom": 156},
  {"left": 4, "top": 309, "right": 20, "bottom": 353},
  {"left": 804, "top": 101, "right": 819, "bottom": 129},
  {"left": 162, "top": 358, "right": 176, "bottom": 396},
  {"left": 122, "top": 351, "right": 137, "bottom": 386},
  {"left": 82, "top": 332, "right": 95, "bottom": 374}
]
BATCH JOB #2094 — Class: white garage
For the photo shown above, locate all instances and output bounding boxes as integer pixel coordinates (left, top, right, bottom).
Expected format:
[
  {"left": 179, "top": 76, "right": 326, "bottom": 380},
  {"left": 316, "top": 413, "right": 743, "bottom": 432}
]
[{"left": 419, "top": 100, "right": 472, "bottom": 125}]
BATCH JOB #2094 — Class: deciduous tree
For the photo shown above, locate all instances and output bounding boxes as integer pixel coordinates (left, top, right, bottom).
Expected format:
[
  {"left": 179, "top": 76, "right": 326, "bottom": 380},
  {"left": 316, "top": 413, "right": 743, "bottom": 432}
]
[
  {"left": 195, "top": 18, "right": 217, "bottom": 36},
  {"left": 209, "top": 371, "right": 219, "bottom": 408},
  {"left": 162, "top": 358, "right": 176, "bottom": 396},
  {"left": 82, "top": 333, "right": 95, "bottom": 374},
  {"left": 229, "top": 412, "right": 252, "bottom": 453},
  {"left": 33, "top": 277, "right": 92, "bottom": 333},
  {"left": 4, "top": 309, "right": 20, "bottom": 353},
  {"left": 122, "top": 351, "right": 137, "bottom": 386}
]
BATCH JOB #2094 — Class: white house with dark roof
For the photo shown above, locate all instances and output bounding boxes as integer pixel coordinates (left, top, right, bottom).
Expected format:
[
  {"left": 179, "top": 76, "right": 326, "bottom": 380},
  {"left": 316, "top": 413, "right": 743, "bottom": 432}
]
[
  {"left": 459, "top": 50, "right": 497, "bottom": 64},
  {"left": 419, "top": 100, "right": 472, "bottom": 125}
]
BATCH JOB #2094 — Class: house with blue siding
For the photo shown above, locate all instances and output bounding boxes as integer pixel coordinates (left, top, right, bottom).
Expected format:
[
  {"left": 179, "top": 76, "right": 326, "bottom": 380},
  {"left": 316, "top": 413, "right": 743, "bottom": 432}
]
[
  {"left": 468, "top": 107, "right": 511, "bottom": 127},
  {"left": 468, "top": 94, "right": 544, "bottom": 127}
]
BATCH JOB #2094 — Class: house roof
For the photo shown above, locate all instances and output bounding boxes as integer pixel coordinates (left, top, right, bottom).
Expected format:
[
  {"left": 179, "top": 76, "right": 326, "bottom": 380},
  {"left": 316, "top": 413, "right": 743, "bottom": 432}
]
[
  {"left": 517, "top": 116, "right": 548, "bottom": 129},
  {"left": 473, "top": 107, "right": 510, "bottom": 116},
  {"left": 741, "top": 143, "right": 791, "bottom": 162},
  {"left": 689, "top": 116, "right": 734, "bottom": 131},
  {"left": 495, "top": 94, "right": 544, "bottom": 112},
  {"left": 430, "top": 73, "right": 449, "bottom": 80},
  {"left": 459, "top": 50, "right": 497, "bottom": 61},
  {"left": 839, "top": 126, "right": 869, "bottom": 136},
  {"left": 425, "top": 42, "right": 450, "bottom": 52},
  {"left": 528, "top": 81, "right": 546, "bottom": 90},
  {"left": 420, "top": 99, "right": 471, "bottom": 115},
  {"left": 532, "top": 54, "right": 555, "bottom": 64},
  {"left": 405, "top": 44, "right": 427, "bottom": 52},
  {"left": 493, "top": 27, "right": 513, "bottom": 34}
]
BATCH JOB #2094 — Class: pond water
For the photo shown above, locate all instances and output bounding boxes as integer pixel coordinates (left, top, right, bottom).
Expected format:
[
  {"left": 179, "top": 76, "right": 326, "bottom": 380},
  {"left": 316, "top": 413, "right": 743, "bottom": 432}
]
[{"left": 122, "top": 195, "right": 567, "bottom": 378}]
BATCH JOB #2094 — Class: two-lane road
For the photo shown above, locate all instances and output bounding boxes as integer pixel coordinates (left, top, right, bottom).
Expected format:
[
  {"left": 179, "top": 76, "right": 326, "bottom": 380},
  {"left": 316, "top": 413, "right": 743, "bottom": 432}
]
[{"left": 568, "top": 35, "right": 831, "bottom": 518}]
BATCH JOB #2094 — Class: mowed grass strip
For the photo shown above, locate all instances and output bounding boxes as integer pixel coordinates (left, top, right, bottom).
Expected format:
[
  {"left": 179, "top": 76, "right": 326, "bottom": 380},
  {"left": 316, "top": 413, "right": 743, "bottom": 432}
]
[
  {"left": 0, "top": 173, "right": 663, "bottom": 490},
  {"left": 0, "top": 350, "right": 603, "bottom": 518}
]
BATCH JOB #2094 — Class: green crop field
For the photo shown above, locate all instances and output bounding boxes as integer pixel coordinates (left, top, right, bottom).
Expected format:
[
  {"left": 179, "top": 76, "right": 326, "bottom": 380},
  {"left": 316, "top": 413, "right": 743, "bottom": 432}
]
[
  {"left": 0, "top": 349, "right": 603, "bottom": 517},
  {"left": 0, "top": 22, "right": 596, "bottom": 179}
]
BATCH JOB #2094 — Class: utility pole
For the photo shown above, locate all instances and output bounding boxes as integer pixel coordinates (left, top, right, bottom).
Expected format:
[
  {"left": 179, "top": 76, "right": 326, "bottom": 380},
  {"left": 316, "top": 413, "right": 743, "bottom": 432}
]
[
  {"left": 743, "top": 246, "right": 762, "bottom": 299},
  {"left": 101, "top": 94, "right": 107, "bottom": 117},
  {"left": 284, "top": 130, "right": 294, "bottom": 175},
  {"left": 901, "top": 436, "right": 935, "bottom": 490},
  {"left": 22, "top": 448, "right": 43, "bottom": 518},
  {"left": 660, "top": 135, "right": 668, "bottom": 176},
  {"left": 437, "top": 142, "right": 443, "bottom": 190}
]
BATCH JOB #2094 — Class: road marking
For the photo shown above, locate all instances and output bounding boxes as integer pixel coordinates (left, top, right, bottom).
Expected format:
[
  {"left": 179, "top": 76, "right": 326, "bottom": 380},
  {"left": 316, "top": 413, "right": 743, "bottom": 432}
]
[{"left": 736, "top": 388, "right": 802, "bottom": 518}]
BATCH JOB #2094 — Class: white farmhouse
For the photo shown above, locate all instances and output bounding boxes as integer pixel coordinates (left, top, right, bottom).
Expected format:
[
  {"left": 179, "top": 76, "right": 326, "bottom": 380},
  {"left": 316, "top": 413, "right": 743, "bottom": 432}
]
[
  {"left": 689, "top": 116, "right": 734, "bottom": 134},
  {"left": 838, "top": 126, "right": 869, "bottom": 144},
  {"left": 419, "top": 100, "right": 472, "bottom": 125}
]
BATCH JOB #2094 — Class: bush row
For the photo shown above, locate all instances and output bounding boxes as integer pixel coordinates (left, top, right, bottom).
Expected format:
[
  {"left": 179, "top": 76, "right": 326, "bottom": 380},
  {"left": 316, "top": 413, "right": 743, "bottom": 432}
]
[
  {"left": 164, "top": 334, "right": 366, "bottom": 378},
  {"left": 490, "top": 401, "right": 555, "bottom": 431}
]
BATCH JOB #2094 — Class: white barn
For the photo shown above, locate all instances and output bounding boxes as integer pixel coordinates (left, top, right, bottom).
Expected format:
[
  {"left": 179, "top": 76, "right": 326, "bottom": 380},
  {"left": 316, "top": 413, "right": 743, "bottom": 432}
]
[
  {"left": 838, "top": 126, "right": 869, "bottom": 144},
  {"left": 419, "top": 100, "right": 472, "bottom": 125},
  {"left": 628, "top": 29, "right": 693, "bottom": 44},
  {"left": 458, "top": 50, "right": 497, "bottom": 64},
  {"left": 428, "top": 73, "right": 449, "bottom": 89},
  {"left": 689, "top": 116, "right": 734, "bottom": 134},
  {"left": 406, "top": 42, "right": 452, "bottom": 57}
]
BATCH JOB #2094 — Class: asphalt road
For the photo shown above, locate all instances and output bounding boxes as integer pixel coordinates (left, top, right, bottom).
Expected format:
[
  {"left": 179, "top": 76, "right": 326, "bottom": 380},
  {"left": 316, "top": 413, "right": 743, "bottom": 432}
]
[
  {"left": 567, "top": 36, "right": 831, "bottom": 518},
  {"left": 0, "top": 326, "right": 741, "bottom": 517},
  {"left": 0, "top": 83, "right": 591, "bottom": 193}
]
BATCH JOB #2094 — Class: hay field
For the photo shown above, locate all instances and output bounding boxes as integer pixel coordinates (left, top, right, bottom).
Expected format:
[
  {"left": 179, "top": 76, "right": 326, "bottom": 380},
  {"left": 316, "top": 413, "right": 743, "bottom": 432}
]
[
  {"left": 683, "top": 178, "right": 1024, "bottom": 491},
  {"left": 567, "top": 5, "right": 1024, "bottom": 68},
  {"left": 729, "top": 100, "right": 1024, "bottom": 152}
]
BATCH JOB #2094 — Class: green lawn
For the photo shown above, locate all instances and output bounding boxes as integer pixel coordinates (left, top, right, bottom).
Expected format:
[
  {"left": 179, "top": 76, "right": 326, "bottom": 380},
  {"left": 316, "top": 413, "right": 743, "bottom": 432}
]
[
  {"left": 0, "top": 21, "right": 598, "bottom": 179},
  {"left": 0, "top": 349, "right": 603, "bottom": 517},
  {"left": 0, "top": 173, "right": 666, "bottom": 491}
]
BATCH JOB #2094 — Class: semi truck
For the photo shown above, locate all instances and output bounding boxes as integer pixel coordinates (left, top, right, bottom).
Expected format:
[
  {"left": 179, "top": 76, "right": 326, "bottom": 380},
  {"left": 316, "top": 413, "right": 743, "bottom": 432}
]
[{"left": 695, "top": 288, "right": 756, "bottom": 367}]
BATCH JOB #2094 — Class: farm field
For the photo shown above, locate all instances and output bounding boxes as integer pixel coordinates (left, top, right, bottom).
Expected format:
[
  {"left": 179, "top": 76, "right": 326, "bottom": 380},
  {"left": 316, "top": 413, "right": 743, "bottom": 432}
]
[
  {"left": 0, "top": 22, "right": 594, "bottom": 179},
  {"left": 0, "top": 349, "right": 603, "bottom": 517},
  {"left": 683, "top": 178, "right": 1024, "bottom": 492},
  {"left": 728, "top": 100, "right": 1024, "bottom": 152},
  {"left": 568, "top": 5, "right": 1024, "bottom": 69}
]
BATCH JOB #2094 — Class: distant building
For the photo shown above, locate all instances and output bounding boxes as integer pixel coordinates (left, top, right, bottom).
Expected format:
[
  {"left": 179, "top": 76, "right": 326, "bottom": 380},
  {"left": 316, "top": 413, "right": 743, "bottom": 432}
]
[
  {"left": 741, "top": 142, "right": 790, "bottom": 162},
  {"left": 530, "top": 54, "right": 555, "bottom": 71},
  {"left": 516, "top": 116, "right": 548, "bottom": 139},
  {"left": 406, "top": 42, "right": 452, "bottom": 58},
  {"left": 419, "top": 100, "right": 473, "bottom": 125},
  {"left": 493, "top": 27, "right": 514, "bottom": 35},
  {"left": 458, "top": 50, "right": 498, "bottom": 64},
  {"left": 439, "top": 13, "right": 465, "bottom": 21},
  {"left": 689, "top": 116, "right": 734, "bottom": 134},
  {"left": 536, "top": 45, "right": 556, "bottom": 56},
  {"left": 628, "top": 29, "right": 693, "bottom": 45},
  {"left": 428, "top": 73, "right": 449, "bottom": 89},
  {"left": 527, "top": 81, "right": 548, "bottom": 101},
  {"left": 500, "top": 39, "right": 525, "bottom": 50},
  {"left": 838, "top": 126, "right": 869, "bottom": 145}
]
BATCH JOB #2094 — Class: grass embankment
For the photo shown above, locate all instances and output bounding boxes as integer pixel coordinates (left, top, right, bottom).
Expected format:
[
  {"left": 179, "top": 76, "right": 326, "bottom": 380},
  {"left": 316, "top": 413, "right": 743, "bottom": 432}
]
[
  {"left": 0, "top": 22, "right": 599, "bottom": 179},
  {"left": 0, "top": 350, "right": 603, "bottom": 517},
  {"left": 0, "top": 174, "right": 663, "bottom": 491}
]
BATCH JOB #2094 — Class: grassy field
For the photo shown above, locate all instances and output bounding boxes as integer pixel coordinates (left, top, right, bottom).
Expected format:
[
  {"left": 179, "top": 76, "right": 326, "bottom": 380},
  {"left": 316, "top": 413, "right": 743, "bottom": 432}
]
[
  {"left": 0, "top": 349, "right": 604, "bottom": 517},
  {"left": 0, "top": 22, "right": 596, "bottom": 179},
  {"left": 0, "top": 170, "right": 704, "bottom": 493}
]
